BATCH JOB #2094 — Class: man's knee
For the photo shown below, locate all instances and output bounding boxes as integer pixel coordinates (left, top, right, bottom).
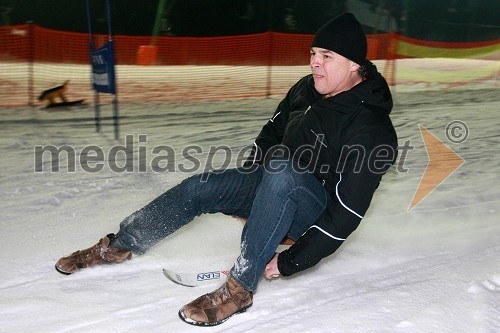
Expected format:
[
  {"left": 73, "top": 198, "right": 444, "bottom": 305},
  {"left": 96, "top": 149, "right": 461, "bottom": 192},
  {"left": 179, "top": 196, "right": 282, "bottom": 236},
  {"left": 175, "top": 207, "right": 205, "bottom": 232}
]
[
  {"left": 262, "top": 162, "right": 296, "bottom": 194},
  {"left": 179, "top": 172, "right": 213, "bottom": 211}
]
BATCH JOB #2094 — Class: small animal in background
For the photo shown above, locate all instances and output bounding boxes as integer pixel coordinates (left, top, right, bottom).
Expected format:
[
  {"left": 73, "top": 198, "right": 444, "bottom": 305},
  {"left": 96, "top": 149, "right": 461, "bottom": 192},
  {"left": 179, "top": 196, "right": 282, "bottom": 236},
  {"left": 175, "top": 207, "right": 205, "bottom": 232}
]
[{"left": 38, "top": 80, "right": 70, "bottom": 106}]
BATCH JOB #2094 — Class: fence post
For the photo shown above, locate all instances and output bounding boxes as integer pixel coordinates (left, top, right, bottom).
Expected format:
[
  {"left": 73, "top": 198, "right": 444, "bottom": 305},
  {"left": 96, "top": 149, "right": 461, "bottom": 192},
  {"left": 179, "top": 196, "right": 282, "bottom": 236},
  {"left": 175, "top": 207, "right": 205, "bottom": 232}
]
[
  {"left": 266, "top": 31, "right": 273, "bottom": 98},
  {"left": 265, "top": 0, "right": 274, "bottom": 98},
  {"left": 27, "top": 21, "right": 34, "bottom": 107},
  {"left": 384, "top": 32, "right": 398, "bottom": 87}
]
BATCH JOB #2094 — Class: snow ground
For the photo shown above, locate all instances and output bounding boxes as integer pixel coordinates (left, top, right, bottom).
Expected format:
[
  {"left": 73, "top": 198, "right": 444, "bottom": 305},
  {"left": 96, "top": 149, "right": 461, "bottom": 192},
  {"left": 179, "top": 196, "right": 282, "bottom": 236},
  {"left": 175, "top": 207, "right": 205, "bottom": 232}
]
[{"left": 0, "top": 73, "right": 499, "bottom": 332}]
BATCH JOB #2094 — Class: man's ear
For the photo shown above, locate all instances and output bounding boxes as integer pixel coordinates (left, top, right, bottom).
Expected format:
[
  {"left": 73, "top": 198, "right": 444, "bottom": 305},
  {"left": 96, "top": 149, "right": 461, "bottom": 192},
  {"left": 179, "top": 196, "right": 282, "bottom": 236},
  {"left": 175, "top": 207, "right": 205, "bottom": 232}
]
[{"left": 350, "top": 62, "right": 360, "bottom": 72}]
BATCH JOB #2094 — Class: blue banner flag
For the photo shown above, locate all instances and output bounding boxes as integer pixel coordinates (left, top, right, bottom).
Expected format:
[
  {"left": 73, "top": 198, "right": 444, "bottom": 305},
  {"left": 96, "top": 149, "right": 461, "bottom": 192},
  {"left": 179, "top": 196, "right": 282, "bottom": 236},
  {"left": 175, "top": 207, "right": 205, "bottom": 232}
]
[{"left": 91, "top": 40, "right": 116, "bottom": 94}]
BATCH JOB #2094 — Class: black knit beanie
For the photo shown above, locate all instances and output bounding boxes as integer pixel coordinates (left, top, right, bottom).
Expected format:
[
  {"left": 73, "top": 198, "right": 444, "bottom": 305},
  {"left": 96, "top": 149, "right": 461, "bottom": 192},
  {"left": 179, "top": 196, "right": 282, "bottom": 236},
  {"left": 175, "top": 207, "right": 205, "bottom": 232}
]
[{"left": 311, "top": 13, "right": 367, "bottom": 65}]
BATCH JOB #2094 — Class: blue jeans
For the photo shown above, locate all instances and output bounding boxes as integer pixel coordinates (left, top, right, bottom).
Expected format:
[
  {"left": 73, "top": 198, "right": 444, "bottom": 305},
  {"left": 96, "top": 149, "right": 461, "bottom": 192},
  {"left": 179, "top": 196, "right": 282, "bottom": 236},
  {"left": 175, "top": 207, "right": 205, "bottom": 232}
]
[{"left": 112, "top": 160, "right": 328, "bottom": 291}]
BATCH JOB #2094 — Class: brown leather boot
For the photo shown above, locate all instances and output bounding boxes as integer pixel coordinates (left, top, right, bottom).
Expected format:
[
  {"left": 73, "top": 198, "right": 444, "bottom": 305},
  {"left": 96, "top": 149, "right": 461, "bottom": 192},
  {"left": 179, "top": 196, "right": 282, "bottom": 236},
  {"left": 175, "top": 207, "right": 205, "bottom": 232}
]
[
  {"left": 179, "top": 275, "right": 253, "bottom": 326},
  {"left": 55, "top": 234, "right": 132, "bottom": 275}
]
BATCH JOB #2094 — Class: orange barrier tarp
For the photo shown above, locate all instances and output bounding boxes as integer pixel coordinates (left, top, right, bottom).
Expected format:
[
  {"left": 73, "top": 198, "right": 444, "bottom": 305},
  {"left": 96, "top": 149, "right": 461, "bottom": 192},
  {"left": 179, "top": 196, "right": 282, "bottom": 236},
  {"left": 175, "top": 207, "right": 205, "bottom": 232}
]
[{"left": 1, "top": 24, "right": 399, "bottom": 66}]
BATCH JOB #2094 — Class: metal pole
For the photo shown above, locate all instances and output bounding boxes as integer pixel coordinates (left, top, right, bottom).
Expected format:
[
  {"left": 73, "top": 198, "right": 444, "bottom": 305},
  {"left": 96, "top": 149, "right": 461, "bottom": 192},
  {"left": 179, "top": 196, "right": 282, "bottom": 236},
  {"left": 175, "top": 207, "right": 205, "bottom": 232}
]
[
  {"left": 86, "top": 0, "right": 100, "bottom": 132},
  {"left": 112, "top": 94, "right": 119, "bottom": 140},
  {"left": 106, "top": 0, "right": 112, "bottom": 40},
  {"left": 106, "top": 0, "right": 119, "bottom": 140}
]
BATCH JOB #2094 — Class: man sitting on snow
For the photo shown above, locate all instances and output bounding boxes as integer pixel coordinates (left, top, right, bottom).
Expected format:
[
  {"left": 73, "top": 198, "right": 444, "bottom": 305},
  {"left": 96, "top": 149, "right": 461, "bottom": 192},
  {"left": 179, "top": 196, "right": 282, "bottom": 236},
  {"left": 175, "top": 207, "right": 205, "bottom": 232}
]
[{"left": 55, "top": 13, "right": 398, "bottom": 326}]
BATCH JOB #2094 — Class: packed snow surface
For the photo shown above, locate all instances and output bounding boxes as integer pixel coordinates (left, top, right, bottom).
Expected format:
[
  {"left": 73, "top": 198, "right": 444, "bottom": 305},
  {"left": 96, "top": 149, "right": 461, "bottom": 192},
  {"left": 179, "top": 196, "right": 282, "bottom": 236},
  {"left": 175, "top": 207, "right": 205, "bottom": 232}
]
[{"left": 1, "top": 84, "right": 499, "bottom": 332}]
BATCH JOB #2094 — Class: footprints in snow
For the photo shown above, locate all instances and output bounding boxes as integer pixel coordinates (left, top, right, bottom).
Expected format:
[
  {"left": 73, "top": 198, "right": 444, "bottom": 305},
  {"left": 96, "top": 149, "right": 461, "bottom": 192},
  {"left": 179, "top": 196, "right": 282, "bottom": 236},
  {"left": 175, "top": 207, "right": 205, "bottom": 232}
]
[
  {"left": 28, "top": 180, "right": 128, "bottom": 208},
  {"left": 467, "top": 274, "right": 500, "bottom": 294}
]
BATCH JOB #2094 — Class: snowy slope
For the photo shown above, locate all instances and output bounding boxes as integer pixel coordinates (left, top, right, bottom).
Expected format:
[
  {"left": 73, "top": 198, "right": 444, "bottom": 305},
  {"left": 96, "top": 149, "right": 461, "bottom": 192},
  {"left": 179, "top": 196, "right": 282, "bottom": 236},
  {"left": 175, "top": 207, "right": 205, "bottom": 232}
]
[{"left": 0, "top": 86, "right": 499, "bottom": 332}]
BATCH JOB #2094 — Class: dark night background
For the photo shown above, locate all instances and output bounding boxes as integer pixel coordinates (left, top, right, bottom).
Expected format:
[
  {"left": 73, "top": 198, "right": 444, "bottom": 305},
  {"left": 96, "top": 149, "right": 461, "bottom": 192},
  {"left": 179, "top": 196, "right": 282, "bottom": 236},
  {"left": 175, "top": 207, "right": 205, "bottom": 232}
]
[{"left": 1, "top": 0, "right": 499, "bottom": 42}]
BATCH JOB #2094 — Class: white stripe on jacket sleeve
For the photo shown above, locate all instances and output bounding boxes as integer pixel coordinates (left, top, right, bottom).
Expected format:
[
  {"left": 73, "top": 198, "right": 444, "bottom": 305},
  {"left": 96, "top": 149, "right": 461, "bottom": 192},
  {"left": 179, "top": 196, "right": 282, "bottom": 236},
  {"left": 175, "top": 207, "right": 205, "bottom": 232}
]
[
  {"left": 307, "top": 225, "right": 346, "bottom": 241},
  {"left": 335, "top": 173, "right": 364, "bottom": 219}
]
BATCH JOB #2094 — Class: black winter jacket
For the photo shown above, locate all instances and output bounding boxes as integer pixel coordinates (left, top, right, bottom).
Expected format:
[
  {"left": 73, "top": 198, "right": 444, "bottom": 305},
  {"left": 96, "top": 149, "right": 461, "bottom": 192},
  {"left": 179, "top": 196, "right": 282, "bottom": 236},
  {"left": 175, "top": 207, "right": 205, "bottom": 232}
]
[{"left": 247, "top": 62, "right": 398, "bottom": 276}]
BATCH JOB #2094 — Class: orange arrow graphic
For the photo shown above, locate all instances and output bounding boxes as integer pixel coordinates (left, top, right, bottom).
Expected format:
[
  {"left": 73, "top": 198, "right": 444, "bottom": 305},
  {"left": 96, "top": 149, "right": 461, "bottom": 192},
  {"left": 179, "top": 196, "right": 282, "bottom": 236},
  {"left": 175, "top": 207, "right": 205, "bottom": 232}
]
[{"left": 408, "top": 125, "right": 465, "bottom": 210}]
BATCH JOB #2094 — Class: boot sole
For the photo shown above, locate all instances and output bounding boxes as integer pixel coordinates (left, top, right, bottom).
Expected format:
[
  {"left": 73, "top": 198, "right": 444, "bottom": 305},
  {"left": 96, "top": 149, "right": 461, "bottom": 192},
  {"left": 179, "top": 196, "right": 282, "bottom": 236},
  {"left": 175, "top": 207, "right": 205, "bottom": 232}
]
[
  {"left": 178, "top": 304, "right": 252, "bottom": 326},
  {"left": 55, "top": 264, "right": 73, "bottom": 275}
]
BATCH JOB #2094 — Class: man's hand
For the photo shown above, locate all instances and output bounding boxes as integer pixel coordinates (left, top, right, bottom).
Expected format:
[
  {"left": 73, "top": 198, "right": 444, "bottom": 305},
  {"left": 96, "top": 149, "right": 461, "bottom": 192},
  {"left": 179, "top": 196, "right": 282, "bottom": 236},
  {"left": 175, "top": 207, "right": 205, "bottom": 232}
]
[{"left": 264, "top": 253, "right": 280, "bottom": 280}]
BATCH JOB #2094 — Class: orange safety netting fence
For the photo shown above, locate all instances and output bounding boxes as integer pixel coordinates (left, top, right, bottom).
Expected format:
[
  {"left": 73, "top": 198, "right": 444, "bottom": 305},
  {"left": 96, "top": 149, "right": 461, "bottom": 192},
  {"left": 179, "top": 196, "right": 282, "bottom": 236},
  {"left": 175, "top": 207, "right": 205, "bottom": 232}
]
[{"left": 0, "top": 24, "right": 498, "bottom": 107}]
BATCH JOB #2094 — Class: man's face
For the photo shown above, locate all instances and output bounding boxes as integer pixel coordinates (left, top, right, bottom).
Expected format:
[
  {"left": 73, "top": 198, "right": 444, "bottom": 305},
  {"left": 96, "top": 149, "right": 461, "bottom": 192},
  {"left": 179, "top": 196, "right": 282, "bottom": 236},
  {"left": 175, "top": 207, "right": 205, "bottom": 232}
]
[{"left": 310, "top": 47, "right": 360, "bottom": 98}]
